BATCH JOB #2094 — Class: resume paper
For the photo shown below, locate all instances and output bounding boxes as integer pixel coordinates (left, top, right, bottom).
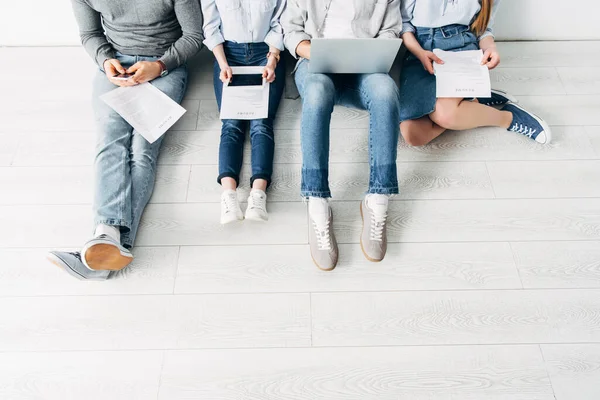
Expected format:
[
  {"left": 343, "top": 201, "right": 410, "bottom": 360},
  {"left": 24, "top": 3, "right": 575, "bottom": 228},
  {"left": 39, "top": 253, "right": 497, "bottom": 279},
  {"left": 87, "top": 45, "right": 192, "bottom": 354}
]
[
  {"left": 433, "top": 49, "right": 492, "bottom": 98},
  {"left": 100, "top": 82, "right": 186, "bottom": 144},
  {"left": 220, "top": 66, "right": 270, "bottom": 120}
]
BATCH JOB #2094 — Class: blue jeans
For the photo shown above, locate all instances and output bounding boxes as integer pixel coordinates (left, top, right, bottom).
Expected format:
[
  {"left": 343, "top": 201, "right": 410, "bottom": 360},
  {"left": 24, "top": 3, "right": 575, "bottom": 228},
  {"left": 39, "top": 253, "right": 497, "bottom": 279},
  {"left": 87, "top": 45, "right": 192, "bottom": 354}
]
[
  {"left": 92, "top": 53, "right": 188, "bottom": 248},
  {"left": 295, "top": 59, "right": 400, "bottom": 198},
  {"left": 214, "top": 41, "right": 285, "bottom": 187}
]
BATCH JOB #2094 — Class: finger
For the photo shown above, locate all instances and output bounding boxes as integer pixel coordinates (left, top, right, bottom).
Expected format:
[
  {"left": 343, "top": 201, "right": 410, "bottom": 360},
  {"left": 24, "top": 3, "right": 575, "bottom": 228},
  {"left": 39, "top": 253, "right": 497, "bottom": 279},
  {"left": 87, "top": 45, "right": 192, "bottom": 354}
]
[
  {"left": 427, "top": 60, "right": 435, "bottom": 74},
  {"left": 431, "top": 55, "right": 444, "bottom": 64},
  {"left": 112, "top": 60, "right": 126, "bottom": 74},
  {"left": 262, "top": 69, "right": 269, "bottom": 79},
  {"left": 481, "top": 50, "right": 492, "bottom": 65},
  {"left": 126, "top": 62, "right": 142, "bottom": 74}
]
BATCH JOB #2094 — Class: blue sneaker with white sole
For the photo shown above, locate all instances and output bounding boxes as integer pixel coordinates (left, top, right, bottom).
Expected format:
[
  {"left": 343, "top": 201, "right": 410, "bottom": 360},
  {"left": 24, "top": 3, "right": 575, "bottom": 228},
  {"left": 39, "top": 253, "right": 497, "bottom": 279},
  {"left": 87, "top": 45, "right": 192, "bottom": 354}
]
[
  {"left": 81, "top": 234, "right": 134, "bottom": 271},
  {"left": 504, "top": 102, "right": 552, "bottom": 144},
  {"left": 47, "top": 251, "right": 110, "bottom": 281},
  {"left": 477, "top": 89, "right": 518, "bottom": 108}
]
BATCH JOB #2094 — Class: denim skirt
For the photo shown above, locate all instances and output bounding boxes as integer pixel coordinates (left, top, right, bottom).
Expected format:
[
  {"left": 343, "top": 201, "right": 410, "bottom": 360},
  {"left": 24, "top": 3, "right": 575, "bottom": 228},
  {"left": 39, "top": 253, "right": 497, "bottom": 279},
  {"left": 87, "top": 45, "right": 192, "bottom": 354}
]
[{"left": 399, "top": 24, "right": 479, "bottom": 122}]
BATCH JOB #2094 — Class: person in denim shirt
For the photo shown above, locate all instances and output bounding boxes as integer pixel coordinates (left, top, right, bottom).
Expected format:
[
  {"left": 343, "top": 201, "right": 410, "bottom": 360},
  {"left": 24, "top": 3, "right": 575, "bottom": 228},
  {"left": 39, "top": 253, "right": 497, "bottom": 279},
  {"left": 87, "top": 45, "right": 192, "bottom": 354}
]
[
  {"left": 283, "top": 0, "right": 402, "bottom": 271},
  {"left": 399, "top": 0, "right": 552, "bottom": 146},
  {"left": 203, "top": 0, "right": 287, "bottom": 224},
  {"left": 47, "top": 0, "right": 203, "bottom": 281}
]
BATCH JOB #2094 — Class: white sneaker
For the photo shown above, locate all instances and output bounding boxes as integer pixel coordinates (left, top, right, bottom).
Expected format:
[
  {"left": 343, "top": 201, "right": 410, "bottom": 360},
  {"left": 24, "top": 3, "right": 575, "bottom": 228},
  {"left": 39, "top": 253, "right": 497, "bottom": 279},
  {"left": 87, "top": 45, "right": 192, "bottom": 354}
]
[
  {"left": 221, "top": 190, "right": 244, "bottom": 224},
  {"left": 245, "top": 189, "right": 268, "bottom": 221}
]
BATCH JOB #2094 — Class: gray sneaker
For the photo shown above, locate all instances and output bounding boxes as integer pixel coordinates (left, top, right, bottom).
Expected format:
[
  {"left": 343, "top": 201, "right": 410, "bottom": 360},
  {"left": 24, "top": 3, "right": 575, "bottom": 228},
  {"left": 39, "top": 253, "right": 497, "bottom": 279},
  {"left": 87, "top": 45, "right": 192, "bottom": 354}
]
[
  {"left": 81, "top": 234, "right": 133, "bottom": 271},
  {"left": 308, "top": 206, "right": 338, "bottom": 271},
  {"left": 47, "top": 251, "right": 110, "bottom": 281},
  {"left": 360, "top": 195, "right": 389, "bottom": 262}
]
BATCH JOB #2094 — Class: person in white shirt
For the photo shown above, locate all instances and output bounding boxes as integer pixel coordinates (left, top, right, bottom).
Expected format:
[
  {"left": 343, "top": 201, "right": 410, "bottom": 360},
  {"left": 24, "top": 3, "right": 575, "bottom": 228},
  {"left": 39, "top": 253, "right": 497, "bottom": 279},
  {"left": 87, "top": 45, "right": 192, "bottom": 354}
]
[
  {"left": 202, "top": 0, "right": 287, "bottom": 224},
  {"left": 283, "top": 0, "right": 402, "bottom": 271}
]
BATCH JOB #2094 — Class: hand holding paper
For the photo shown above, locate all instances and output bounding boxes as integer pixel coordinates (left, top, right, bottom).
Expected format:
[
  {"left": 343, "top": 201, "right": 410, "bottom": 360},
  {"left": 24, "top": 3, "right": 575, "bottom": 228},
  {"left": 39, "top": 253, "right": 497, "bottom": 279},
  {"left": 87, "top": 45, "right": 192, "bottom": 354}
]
[
  {"left": 220, "top": 66, "right": 270, "bottom": 121},
  {"left": 433, "top": 49, "right": 492, "bottom": 98}
]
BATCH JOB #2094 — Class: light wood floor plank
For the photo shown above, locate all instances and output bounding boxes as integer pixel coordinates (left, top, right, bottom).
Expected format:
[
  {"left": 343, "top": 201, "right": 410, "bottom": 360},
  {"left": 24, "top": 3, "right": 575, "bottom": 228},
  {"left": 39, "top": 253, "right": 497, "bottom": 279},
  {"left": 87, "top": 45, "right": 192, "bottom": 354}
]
[
  {"left": 171, "top": 99, "right": 200, "bottom": 131},
  {"left": 497, "top": 42, "right": 600, "bottom": 68},
  {"left": 491, "top": 67, "right": 566, "bottom": 95},
  {"left": 175, "top": 242, "right": 521, "bottom": 294},
  {"left": 158, "top": 345, "right": 553, "bottom": 400},
  {"left": 136, "top": 202, "right": 308, "bottom": 246},
  {"left": 187, "top": 162, "right": 494, "bottom": 203},
  {"left": 0, "top": 247, "right": 179, "bottom": 296},
  {"left": 0, "top": 100, "right": 94, "bottom": 132},
  {"left": 0, "top": 351, "right": 163, "bottom": 400},
  {"left": 0, "top": 293, "right": 309, "bottom": 351},
  {"left": 556, "top": 67, "right": 600, "bottom": 95},
  {"left": 541, "top": 344, "right": 600, "bottom": 400},
  {"left": 585, "top": 126, "right": 600, "bottom": 157},
  {"left": 518, "top": 95, "right": 600, "bottom": 126},
  {"left": 487, "top": 160, "right": 600, "bottom": 198},
  {"left": 12, "top": 131, "right": 95, "bottom": 167},
  {"left": 312, "top": 289, "right": 600, "bottom": 346},
  {"left": 0, "top": 165, "right": 190, "bottom": 205},
  {"left": 511, "top": 241, "right": 600, "bottom": 289},
  {"left": 0, "top": 134, "right": 19, "bottom": 166},
  {"left": 329, "top": 198, "right": 600, "bottom": 244}
]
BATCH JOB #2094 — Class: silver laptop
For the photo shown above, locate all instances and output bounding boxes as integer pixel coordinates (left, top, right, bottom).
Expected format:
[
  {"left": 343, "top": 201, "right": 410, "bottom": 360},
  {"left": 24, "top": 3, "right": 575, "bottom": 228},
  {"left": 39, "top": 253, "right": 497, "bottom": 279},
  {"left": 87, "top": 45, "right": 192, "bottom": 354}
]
[{"left": 309, "top": 38, "right": 402, "bottom": 74}]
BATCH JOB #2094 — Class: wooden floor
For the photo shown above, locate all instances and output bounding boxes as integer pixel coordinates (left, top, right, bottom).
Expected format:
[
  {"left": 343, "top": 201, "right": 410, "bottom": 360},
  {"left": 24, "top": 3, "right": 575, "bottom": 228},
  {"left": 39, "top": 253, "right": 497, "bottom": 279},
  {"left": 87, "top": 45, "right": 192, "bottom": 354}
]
[{"left": 1, "top": 42, "right": 600, "bottom": 399}]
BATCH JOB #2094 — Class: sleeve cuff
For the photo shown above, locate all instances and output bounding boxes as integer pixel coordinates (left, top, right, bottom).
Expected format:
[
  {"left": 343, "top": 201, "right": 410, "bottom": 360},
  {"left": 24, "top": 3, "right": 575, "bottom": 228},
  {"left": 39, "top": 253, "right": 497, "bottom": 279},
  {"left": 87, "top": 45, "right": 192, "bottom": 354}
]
[
  {"left": 479, "top": 29, "right": 495, "bottom": 40},
  {"left": 378, "top": 31, "right": 398, "bottom": 39},
  {"left": 159, "top": 55, "right": 179, "bottom": 72},
  {"left": 400, "top": 22, "right": 416, "bottom": 36},
  {"left": 265, "top": 30, "right": 285, "bottom": 51},
  {"left": 203, "top": 32, "right": 226, "bottom": 51},
  {"left": 285, "top": 32, "right": 311, "bottom": 59},
  {"left": 96, "top": 50, "right": 116, "bottom": 71}
]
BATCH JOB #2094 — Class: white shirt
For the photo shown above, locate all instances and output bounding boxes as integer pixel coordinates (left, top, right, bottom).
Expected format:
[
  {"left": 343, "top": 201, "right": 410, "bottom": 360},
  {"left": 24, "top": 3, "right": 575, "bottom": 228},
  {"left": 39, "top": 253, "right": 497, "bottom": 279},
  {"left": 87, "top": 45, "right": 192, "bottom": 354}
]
[
  {"left": 321, "top": 0, "right": 356, "bottom": 38},
  {"left": 202, "top": 0, "right": 286, "bottom": 50}
]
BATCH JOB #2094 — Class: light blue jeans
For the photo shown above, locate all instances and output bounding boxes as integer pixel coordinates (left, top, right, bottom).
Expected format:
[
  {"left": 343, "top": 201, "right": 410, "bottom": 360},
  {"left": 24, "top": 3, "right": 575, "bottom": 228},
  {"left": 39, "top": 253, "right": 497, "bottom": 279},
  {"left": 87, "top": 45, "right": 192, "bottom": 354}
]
[
  {"left": 92, "top": 53, "right": 188, "bottom": 248},
  {"left": 294, "top": 59, "right": 400, "bottom": 198}
]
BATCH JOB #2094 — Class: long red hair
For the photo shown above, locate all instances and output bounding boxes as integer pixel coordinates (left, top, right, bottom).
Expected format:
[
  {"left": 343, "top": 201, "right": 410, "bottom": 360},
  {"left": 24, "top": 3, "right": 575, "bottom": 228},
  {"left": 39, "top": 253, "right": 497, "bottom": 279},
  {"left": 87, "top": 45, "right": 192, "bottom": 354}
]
[{"left": 471, "top": 0, "right": 493, "bottom": 37}]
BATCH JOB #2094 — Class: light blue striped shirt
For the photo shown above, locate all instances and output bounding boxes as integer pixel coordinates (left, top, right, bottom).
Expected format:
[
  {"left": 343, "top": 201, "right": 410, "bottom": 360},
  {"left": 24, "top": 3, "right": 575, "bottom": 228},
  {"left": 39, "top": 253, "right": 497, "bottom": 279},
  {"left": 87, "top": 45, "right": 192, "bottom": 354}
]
[
  {"left": 401, "top": 0, "right": 501, "bottom": 39},
  {"left": 202, "top": 0, "right": 286, "bottom": 51}
]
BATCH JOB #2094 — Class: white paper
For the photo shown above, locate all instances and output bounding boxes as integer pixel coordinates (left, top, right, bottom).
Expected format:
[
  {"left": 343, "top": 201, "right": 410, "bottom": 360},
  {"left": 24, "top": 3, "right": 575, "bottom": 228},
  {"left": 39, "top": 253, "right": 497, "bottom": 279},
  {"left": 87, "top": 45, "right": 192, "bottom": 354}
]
[
  {"left": 220, "top": 66, "right": 269, "bottom": 120},
  {"left": 100, "top": 82, "right": 186, "bottom": 144},
  {"left": 433, "top": 49, "right": 491, "bottom": 98}
]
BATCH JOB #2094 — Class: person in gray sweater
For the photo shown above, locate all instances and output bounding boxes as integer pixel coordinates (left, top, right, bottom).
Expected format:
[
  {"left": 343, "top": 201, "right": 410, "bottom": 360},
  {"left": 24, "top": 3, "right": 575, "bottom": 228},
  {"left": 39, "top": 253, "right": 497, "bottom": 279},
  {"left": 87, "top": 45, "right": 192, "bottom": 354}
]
[{"left": 47, "top": 0, "right": 203, "bottom": 281}]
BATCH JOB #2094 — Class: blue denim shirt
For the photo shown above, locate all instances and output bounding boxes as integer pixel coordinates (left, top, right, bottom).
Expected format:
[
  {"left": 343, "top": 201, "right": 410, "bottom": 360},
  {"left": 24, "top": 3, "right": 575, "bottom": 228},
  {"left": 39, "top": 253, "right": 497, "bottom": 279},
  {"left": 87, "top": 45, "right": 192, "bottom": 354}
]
[
  {"left": 400, "top": 0, "right": 501, "bottom": 40},
  {"left": 202, "top": 0, "right": 286, "bottom": 51}
]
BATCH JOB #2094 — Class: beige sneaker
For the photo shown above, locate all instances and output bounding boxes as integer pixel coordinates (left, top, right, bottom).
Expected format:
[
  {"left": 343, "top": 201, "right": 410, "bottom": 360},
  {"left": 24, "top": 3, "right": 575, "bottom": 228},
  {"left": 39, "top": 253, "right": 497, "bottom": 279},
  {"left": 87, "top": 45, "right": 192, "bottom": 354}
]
[
  {"left": 308, "top": 198, "right": 338, "bottom": 271},
  {"left": 360, "top": 194, "right": 389, "bottom": 262}
]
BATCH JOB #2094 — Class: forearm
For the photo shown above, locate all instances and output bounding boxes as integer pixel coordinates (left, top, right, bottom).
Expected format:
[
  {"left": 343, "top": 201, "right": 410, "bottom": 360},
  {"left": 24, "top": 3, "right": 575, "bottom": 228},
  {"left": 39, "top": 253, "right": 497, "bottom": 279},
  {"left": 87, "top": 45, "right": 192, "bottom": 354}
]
[
  {"left": 161, "top": 0, "right": 204, "bottom": 70},
  {"left": 295, "top": 40, "right": 311, "bottom": 60},
  {"left": 212, "top": 44, "right": 229, "bottom": 69},
  {"left": 402, "top": 32, "right": 425, "bottom": 56},
  {"left": 71, "top": 0, "right": 114, "bottom": 68},
  {"left": 479, "top": 36, "right": 496, "bottom": 52}
]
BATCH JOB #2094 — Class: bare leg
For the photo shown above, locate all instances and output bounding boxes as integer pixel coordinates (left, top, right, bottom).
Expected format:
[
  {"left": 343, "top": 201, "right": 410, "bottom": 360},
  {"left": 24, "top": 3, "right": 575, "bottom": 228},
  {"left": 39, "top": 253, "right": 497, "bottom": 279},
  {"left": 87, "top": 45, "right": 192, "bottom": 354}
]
[
  {"left": 252, "top": 178, "right": 268, "bottom": 191},
  {"left": 430, "top": 98, "right": 513, "bottom": 131},
  {"left": 221, "top": 177, "right": 237, "bottom": 191},
  {"left": 400, "top": 117, "right": 446, "bottom": 147}
]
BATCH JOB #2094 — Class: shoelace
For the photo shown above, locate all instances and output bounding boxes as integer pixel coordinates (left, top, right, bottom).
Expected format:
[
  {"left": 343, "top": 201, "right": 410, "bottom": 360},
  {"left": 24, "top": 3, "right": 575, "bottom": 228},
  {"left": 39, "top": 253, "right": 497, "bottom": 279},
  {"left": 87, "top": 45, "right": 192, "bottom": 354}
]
[
  {"left": 312, "top": 220, "right": 332, "bottom": 251},
  {"left": 222, "top": 193, "right": 238, "bottom": 213},
  {"left": 249, "top": 192, "right": 266, "bottom": 211},
  {"left": 370, "top": 211, "right": 387, "bottom": 242},
  {"left": 510, "top": 123, "right": 537, "bottom": 138},
  {"left": 68, "top": 251, "right": 82, "bottom": 260}
]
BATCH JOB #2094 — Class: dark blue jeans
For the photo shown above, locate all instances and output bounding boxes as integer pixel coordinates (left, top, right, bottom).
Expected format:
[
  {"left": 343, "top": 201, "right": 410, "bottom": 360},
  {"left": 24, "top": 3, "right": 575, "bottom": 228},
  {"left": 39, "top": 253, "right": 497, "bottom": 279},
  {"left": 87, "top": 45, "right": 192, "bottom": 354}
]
[{"left": 214, "top": 41, "right": 286, "bottom": 188}]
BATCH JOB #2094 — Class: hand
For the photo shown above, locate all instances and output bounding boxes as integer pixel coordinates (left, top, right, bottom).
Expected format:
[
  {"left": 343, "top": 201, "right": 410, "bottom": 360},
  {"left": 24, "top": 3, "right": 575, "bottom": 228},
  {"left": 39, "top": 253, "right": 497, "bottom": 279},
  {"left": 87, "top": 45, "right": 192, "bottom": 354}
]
[
  {"left": 416, "top": 50, "right": 444, "bottom": 74},
  {"left": 104, "top": 59, "right": 136, "bottom": 87},
  {"left": 481, "top": 46, "right": 501, "bottom": 69},
  {"left": 126, "top": 61, "right": 163, "bottom": 84},
  {"left": 219, "top": 65, "right": 233, "bottom": 83},
  {"left": 263, "top": 60, "right": 277, "bottom": 83}
]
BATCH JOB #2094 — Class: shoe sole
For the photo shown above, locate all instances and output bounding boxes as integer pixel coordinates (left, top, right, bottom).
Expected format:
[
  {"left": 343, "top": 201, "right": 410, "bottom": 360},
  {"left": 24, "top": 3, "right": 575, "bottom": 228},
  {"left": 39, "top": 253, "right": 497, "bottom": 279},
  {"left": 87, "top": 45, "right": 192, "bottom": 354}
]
[
  {"left": 360, "top": 202, "right": 384, "bottom": 263},
  {"left": 47, "top": 253, "right": 87, "bottom": 280},
  {"left": 508, "top": 102, "right": 552, "bottom": 144},
  {"left": 492, "top": 89, "right": 519, "bottom": 104},
  {"left": 84, "top": 243, "right": 133, "bottom": 271}
]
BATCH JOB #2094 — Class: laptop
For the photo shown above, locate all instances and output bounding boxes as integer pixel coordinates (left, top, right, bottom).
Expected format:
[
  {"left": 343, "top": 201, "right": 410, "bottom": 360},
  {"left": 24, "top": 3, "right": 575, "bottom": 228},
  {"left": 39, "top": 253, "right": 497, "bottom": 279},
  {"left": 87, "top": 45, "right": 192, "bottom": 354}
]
[{"left": 309, "top": 38, "right": 403, "bottom": 74}]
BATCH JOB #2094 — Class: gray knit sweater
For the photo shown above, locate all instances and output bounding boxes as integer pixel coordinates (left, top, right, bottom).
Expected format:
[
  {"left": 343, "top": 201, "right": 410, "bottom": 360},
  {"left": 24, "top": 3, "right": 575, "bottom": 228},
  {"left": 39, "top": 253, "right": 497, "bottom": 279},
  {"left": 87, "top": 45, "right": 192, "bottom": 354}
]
[{"left": 71, "top": 0, "right": 204, "bottom": 70}]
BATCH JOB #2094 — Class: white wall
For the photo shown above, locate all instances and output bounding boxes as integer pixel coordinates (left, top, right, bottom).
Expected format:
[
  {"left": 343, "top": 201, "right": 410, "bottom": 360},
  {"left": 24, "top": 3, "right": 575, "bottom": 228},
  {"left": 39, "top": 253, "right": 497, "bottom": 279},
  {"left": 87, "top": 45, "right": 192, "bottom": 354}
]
[{"left": 0, "top": 0, "right": 596, "bottom": 46}]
